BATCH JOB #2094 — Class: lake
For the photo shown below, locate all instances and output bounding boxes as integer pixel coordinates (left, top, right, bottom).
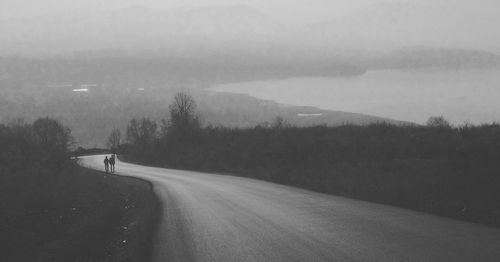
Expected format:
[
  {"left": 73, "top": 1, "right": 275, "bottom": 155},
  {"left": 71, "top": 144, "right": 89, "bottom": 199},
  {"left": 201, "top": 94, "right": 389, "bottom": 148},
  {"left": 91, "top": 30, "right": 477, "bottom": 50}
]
[{"left": 211, "top": 69, "right": 500, "bottom": 124}]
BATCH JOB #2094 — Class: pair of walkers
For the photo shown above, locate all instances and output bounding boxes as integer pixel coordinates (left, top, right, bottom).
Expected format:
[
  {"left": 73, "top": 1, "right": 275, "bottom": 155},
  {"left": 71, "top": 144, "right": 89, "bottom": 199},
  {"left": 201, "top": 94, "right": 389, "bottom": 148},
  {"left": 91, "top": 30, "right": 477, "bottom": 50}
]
[{"left": 104, "top": 154, "right": 116, "bottom": 173}]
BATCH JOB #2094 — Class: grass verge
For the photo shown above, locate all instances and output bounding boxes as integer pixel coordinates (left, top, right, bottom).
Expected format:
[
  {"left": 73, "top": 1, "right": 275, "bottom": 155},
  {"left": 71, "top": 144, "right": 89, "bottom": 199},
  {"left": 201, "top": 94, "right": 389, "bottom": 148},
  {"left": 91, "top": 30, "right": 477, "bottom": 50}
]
[{"left": 0, "top": 163, "right": 160, "bottom": 262}]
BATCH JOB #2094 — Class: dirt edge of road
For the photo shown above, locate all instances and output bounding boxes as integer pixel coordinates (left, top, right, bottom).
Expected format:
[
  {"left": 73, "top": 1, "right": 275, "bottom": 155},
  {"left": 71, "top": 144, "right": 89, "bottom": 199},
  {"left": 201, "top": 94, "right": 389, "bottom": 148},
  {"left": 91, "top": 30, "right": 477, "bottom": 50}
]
[
  {"left": 2, "top": 164, "right": 161, "bottom": 262},
  {"left": 99, "top": 168, "right": 162, "bottom": 262}
]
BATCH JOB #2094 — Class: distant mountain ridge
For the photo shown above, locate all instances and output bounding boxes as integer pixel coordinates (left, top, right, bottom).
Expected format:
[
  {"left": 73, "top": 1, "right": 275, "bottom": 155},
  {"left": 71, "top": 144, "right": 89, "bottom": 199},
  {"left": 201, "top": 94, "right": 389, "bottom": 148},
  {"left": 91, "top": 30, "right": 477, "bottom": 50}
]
[
  {"left": 1, "top": 3, "right": 499, "bottom": 60},
  {"left": 306, "top": 1, "right": 500, "bottom": 52},
  {"left": 370, "top": 48, "right": 500, "bottom": 70}
]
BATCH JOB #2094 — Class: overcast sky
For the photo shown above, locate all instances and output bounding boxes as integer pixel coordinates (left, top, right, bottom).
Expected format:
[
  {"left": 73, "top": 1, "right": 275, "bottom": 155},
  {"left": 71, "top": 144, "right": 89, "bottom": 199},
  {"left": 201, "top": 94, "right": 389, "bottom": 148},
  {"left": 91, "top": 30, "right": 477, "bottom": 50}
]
[
  {"left": 2, "top": 0, "right": 499, "bottom": 25},
  {"left": 1, "top": 0, "right": 499, "bottom": 53},
  {"left": 0, "top": 0, "right": 373, "bottom": 23},
  {"left": 0, "top": 0, "right": 433, "bottom": 23}
]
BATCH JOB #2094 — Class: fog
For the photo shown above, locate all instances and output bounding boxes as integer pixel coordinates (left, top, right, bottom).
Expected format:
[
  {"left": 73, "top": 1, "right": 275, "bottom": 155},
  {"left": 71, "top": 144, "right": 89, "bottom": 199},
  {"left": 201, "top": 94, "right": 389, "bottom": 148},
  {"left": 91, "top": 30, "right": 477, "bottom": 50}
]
[
  {"left": 0, "top": 0, "right": 398, "bottom": 22},
  {"left": 1, "top": 0, "right": 500, "bottom": 55},
  {"left": 2, "top": 0, "right": 500, "bottom": 146}
]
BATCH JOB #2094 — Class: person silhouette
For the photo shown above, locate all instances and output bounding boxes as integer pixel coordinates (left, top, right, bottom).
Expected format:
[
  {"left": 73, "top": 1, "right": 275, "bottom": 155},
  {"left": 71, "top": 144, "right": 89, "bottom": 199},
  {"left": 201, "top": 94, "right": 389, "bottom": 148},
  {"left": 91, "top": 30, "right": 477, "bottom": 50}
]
[
  {"left": 109, "top": 154, "right": 116, "bottom": 173},
  {"left": 104, "top": 156, "right": 109, "bottom": 173}
]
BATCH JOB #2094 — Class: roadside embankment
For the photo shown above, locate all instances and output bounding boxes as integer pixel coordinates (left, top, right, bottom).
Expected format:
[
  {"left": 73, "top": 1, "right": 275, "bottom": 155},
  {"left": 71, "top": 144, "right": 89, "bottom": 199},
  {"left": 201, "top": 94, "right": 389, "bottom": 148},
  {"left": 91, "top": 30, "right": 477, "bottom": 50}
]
[{"left": 0, "top": 163, "right": 160, "bottom": 262}]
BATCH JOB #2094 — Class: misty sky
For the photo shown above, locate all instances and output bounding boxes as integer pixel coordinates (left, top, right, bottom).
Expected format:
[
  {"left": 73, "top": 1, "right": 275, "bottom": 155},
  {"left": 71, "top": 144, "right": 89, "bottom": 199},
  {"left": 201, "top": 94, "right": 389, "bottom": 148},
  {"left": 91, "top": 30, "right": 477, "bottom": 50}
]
[
  {"left": 1, "top": 0, "right": 500, "bottom": 53},
  {"left": 1, "top": 0, "right": 386, "bottom": 24},
  {"left": 3, "top": 0, "right": 499, "bottom": 25}
]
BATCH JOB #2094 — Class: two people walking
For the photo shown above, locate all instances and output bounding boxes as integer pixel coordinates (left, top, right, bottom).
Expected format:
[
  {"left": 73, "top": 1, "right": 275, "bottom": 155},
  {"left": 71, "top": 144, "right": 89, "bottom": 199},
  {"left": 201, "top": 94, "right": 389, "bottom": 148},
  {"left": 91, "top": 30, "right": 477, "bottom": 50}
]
[{"left": 104, "top": 154, "right": 116, "bottom": 173}]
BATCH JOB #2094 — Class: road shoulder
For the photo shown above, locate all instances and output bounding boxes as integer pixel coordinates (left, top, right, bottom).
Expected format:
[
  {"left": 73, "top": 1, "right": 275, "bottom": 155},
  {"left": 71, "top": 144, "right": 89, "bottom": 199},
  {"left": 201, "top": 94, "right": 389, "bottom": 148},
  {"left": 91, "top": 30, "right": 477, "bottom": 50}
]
[{"left": 1, "top": 164, "right": 161, "bottom": 261}]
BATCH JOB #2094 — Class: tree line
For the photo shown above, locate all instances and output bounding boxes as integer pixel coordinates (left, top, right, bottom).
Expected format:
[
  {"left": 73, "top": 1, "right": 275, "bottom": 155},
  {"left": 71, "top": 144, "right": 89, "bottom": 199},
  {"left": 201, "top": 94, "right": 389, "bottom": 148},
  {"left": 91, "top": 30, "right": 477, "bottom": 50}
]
[
  {"left": 114, "top": 93, "right": 500, "bottom": 227},
  {"left": 0, "top": 118, "right": 159, "bottom": 261},
  {"left": 0, "top": 117, "right": 72, "bottom": 173}
]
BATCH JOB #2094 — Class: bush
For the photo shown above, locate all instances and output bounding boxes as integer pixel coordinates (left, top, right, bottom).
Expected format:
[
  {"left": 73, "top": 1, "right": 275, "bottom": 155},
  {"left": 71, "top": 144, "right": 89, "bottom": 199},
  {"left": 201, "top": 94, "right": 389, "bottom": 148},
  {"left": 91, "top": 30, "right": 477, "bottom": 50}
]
[
  {"left": 0, "top": 118, "right": 71, "bottom": 171},
  {"left": 118, "top": 96, "right": 500, "bottom": 227},
  {"left": 122, "top": 120, "right": 500, "bottom": 227}
]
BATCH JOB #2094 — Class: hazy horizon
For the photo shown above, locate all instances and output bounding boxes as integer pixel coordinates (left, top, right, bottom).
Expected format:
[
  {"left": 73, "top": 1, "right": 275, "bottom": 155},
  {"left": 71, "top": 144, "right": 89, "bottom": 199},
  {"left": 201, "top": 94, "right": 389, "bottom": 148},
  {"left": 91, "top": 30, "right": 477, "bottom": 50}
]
[
  {"left": 1, "top": 0, "right": 500, "bottom": 55},
  {"left": 2, "top": 0, "right": 500, "bottom": 139},
  {"left": 1, "top": 0, "right": 407, "bottom": 22}
]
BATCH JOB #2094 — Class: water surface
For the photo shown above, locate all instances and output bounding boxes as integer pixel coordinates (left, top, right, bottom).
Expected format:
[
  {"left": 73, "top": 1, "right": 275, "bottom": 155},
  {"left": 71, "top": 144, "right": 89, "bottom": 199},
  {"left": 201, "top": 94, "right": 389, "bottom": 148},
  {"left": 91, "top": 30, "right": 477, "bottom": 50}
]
[{"left": 212, "top": 70, "right": 500, "bottom": 124}]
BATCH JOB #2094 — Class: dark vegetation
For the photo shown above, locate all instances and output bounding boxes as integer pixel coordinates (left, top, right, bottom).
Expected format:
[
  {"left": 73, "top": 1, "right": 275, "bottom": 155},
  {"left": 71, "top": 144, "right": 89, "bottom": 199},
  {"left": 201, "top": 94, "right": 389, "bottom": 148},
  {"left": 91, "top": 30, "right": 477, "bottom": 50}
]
[
  {"left": 0, "top": 118, "right": 159, "bottom": 261},
  {"left": 120, "top": 94, "right": 500, "bottom": 227},
  {"left": 73, "top": 147, "right": 110, "bottom": 157}
]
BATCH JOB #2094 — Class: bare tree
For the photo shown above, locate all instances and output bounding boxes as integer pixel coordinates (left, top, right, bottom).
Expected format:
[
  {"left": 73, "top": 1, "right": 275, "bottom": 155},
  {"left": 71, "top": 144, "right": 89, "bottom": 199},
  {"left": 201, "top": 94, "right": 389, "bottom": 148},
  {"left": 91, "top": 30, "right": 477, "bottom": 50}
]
[
  {"left": 31, "top": 117, "right": 73, "bottom": 163},
  {"left": 32, "top": 117, "right": 72, "bottom": 153},
  {"left": 271, "top": 116, "right": 289, "bottom": 130},
  {"left": 126, "top": 118, "right": 157, "bottom": 147},
  {"left": 126, "top": 119, "right": 140, "bottom": 144},
  {"left": 168, "top": 92, "right": 200, "bottom": 130},
  {"left": 427, "top": 116, "right": 451, "bottom": 128},
  {"left": 138, "top": 118, "right": 158, "bottom": 145},
  {"left": 107, "top": 128, "right": 122, "bottom": 150}
]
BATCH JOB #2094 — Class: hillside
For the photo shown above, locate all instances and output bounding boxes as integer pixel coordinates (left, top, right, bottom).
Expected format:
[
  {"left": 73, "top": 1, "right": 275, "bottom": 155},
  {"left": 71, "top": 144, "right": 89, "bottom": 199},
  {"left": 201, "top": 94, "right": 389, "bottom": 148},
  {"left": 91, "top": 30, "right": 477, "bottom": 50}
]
[{"left": 0, "top": 81, "right": 397, "bottom": 147}]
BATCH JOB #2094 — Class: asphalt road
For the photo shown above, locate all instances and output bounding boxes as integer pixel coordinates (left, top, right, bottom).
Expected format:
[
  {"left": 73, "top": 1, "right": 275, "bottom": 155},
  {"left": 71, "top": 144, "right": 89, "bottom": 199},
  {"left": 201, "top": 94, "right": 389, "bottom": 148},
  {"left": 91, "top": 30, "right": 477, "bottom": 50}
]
[{"left": 79, "top": 155, "right": 500, "bottom": 262}]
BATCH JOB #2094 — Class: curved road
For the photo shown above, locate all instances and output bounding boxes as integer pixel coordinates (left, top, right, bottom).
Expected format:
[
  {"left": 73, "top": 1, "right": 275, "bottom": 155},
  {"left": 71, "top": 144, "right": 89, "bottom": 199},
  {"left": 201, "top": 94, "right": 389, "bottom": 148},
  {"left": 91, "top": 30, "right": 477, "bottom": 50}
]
[{"left": 79, "top": 155, "right": 500, "bottom": 262}]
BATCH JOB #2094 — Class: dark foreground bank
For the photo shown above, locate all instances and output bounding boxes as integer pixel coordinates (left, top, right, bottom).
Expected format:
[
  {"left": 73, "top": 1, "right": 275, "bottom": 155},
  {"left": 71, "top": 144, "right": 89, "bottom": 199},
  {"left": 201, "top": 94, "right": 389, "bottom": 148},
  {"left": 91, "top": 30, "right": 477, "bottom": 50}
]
[
  {"left": 0, "top": 163, "right": 160, "bottom": 262},
  {"left": 0, "top": 118, "right": 159, "bottom": 261}
]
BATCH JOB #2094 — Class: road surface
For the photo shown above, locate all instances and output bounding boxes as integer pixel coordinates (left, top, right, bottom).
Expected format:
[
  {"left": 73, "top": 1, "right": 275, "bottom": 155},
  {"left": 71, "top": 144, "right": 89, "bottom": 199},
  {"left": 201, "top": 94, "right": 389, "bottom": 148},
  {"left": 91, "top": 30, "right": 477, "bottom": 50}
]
[{"left": 79, "top": 155, "right": 500, "bottom": 262}]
